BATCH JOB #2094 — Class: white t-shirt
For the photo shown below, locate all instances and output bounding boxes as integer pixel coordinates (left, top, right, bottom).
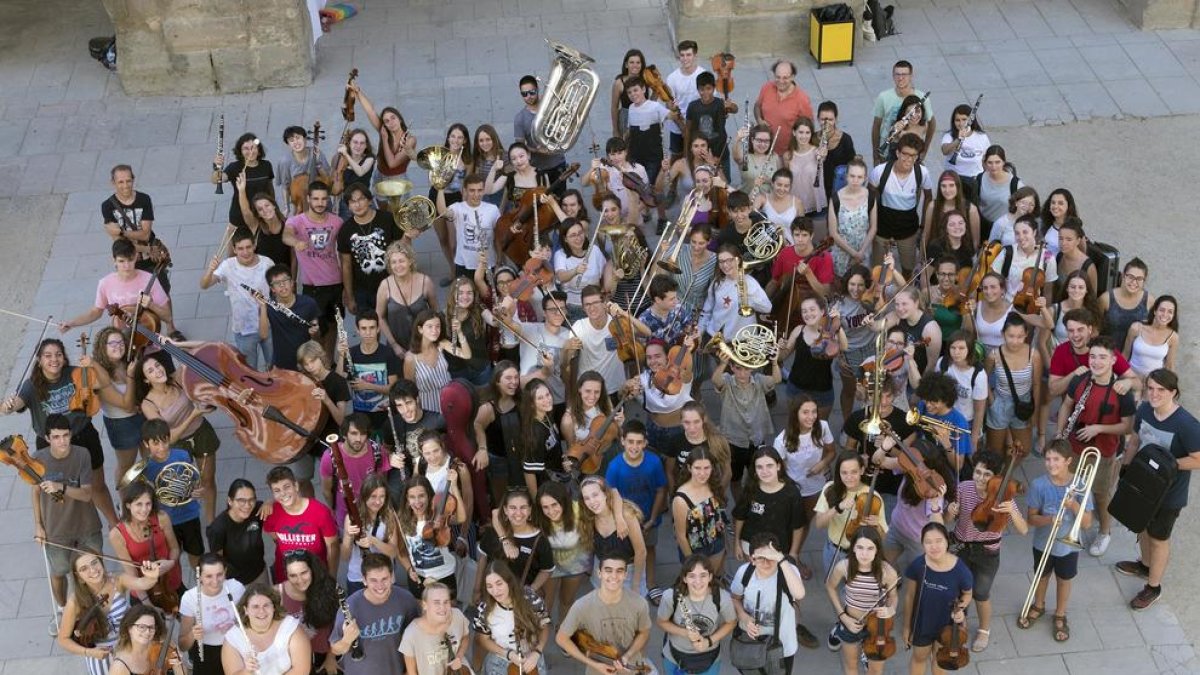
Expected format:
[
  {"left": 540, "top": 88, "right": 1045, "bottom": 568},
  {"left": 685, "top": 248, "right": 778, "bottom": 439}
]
[
  {"left": 869, "top": 162, "right": 933, "bottom": 212},
  {"left": 448, "top": 201, "right": 500, "bottom": 268},
  {"left": 628, "top": 99, "right": 671, "bottom": 131},
  {"left": 572, "top": 316, "right": 626, "bottom": 393},
  {"left": 774, "top": 421, "right": 833, "bottom": 496},
  {"left": 215, "top": 255, "right": 275, "bottom": 335},
  {"left": 553, "top": 246, "right": 607, "bottom": 305},
  {"left": 665, "top": 66, "right": 707, "bottom": 135},
  {"left": 936, "top": 358, "right": 988, "bottom": 423},
  {"left": 730, "top": 563, "right": 798, "bottom": 657},
  {"left": 940, "top": 131, "right": 991, "bottom": 178},
  {"left": 179, "top": 579, "right": 247, "bottom": 646},
  {"left": 992, "top": 245, "right": 1058, "bottom": 300}
]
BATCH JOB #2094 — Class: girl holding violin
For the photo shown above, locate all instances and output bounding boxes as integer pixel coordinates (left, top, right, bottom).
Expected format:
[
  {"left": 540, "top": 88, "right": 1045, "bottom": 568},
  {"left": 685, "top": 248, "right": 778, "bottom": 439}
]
[
  {"left": 934, "top": 331, "right": 988, "bottom": 449},
  {"left": 922, "top": 171, "right": 981, "bottom": 253},
  {"left": 883, "top": 287, "right": 942, "bottom": 376},
  {"left": 870, "top": 436, "right": 956, "bottom": 571},
  {"left": 181, "top": 553, "right": 246, "bottom": 674},
  {"left": 734, "top": 123, "right": 782, "bottom": 201},
  {"left": 773, "top": 394, "right": 837, "bottom": 579},
  {"left": 671, "top": 448, "right": 730, "bottom": 577},
  {"left": 784, "top": 117, "right": 827, "bottom": 214},
  {"left": 656, "top": 554, "right": 737, "bottom": 675},
  {"left": 2, "top": 337, "right": 119, "bottom": 527},
  {"left": 58, "top": 548, "right": 162, "bottom": 675},
  {"left": 110, "top": 482, "right": 183, "bottom": 606},
  {"left": 89, "top": 326, "right": 146, "bottom": 490},
  {"left": 109, "top": 605, "right": 188, "bottom": 675},
  {"left": 828, "top": 157, "right": 877, "bottom": 276},
  {"left": 554, "top": 216, "right": 609, "bottom": 321},
  {"left": 276, "top": 550, "right": 338, "bottom": 673},
  {"left": 812, "top": 452, "right": 888, "bottom": 577},
  {"left": 340, "top": 473, "right": 402, "bottom": 596},
  {"left": 561, "top": 371, "right": 622, "bottom": 475},
  {"left": 823, "top": 528, "right": 899, "bottom": 674},
  {"left": 414, "top": 430, "right": 473, "bottom": 552},
  {"left": 533, "top": 481, "right": 593, "bottom": 621},
  {"left": 944, "top": 451, "right": 1028, "bottom": 653},
  {"left": 471, "top": 560, "right": 551, "bottom": 675},
  {"left": 402, "top": 309, "right": 460, "bottom": 415},
  {"left": 992, "top": 216, "right": 1058, "bottom": 302},
  {"left": 135, "top": 350, "right": 221, "bottom": 522},
  {"left": 901, "top": 522, "right": 973, "bottom": 675},
  {"left": 476, "top": 262, "right": 537, "bottom": 364},
  {"left": 397, "top": 472, "right": 467, "bottom": 598},
  {"left": 983, "top": 314, "right": 1042, "bottom": 457},
  {"left": 222, "top": 583, "right": 311, "bottom": 675},
  {"left": 833, "top": 265, "right": 877, "bottom": 420},
  {"left": 712, "top": 346, "right": 780, "bottom": 501},
  {"left": 777, "top": 296, "right": 847, "bottom": 420},
  {"left": 634, "top": 338, "right": 694, "bottom": 489}
]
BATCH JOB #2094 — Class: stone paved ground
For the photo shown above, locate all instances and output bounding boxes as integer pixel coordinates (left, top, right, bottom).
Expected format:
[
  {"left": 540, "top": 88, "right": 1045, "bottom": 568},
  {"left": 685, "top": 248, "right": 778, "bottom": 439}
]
[{"left": 1, "top": 0, "right": 1200, "bottom": 673}]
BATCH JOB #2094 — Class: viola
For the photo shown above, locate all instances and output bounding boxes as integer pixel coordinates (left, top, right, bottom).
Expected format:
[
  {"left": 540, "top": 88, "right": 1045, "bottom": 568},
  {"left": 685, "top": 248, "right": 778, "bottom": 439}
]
[
  {"left": 862, "top": 611, "right": 896, "bottom": 661},
  {"left": 341, "top": 69, "right": 359, "bottom": 122},
  {"left": 73, "top": 593, "right": 111, "bottom": 648},
  {"left": 939, "top": 286, "right": 967, "bottom": 313},
  {"left": 608, "top": 159, "right": 658, "bottom": 207},
  {"left": 496, "top": 163, "right": 581, "bottom": 265},
  {"left": 608, "top": 312, "right": 646, "bottom": 365},
  {"left": 810, "top": 304, "right": 842, "bottom": 360},
  {"left": 441, "top": 633, "right": 470, "bottom": 675},
  {"left": 1012, "top": 240, "right": 1047, "bottom": 314},
  {"left": 571, "top": 630, "right": 651, "bottom": 675},
  {"left": 710, "top": 52, "right": 735, "bottom": 97},
  {"left": 843, "top": 465, "right": 883, "bottom": 539},
  {"left": 568, "top": 393, "right": 634, "bottom": 475},
  {"left": 962, "top": 241, "right": 1002, "bottom": 301},
  {"left": 935, "top": 604, "right": 970, "bottom": 671},
  {"left": 972, "top": 441, "right": 1026, "bottom": 533},
  {"left": 508, "top": 256, "right": 554, "bottom": 303},
  {"left": 861, "top": 336, "right": 930, "bottom": 375},
  {"left": 69, "top": 333, "right": 101, "bottom": 417},
  {"left": 0, "top": 435, "right": 62, "bottom": 501},
  {"left": 642, "top": 65, "right": 674, "bottom": 104},
  {"left": 885, "top": 431, "right": 946, "bottom": 500},
  {"left": 506, "top": 641, "right": 540, "bottom": 675},
  {"left": 107, "top": 305, "right": 327, "bottom": 465},
  {"left": 421, "top": 462, "right": 461, "bottom": 547},
  {"left": 651, "top": 330, "right": 696, "bottom": 395}
]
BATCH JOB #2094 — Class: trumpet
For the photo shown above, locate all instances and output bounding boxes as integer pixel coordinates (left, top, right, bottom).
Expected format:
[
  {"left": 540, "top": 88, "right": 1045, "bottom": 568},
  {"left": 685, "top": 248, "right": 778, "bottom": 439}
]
[
  {"left": 906, "top": 407, "right": 968, "bottom": 440},
  {"left": 737, "top": 260, "right": 752, "bottom": 317},
  {"left": 1020, "top": 447, "right": 1100, "bottom": 623}
]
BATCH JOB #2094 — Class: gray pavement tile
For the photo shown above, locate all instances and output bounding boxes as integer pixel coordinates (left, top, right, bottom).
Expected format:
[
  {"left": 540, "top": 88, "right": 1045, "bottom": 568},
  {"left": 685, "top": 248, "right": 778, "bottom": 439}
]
[
  {"left": 1089, "top": 605, "right": 1149, "bottom": 649},
  {"left": 950, "top": 53, "right": 1009, "bottom": 90},
  {"left": 145, "top": 183, "right": 191, "bottom": 207},
  {"left": 165, "top": 245, "right": 213, "bottom": 274},
  {"left": 1070, "top": 32, "right": 1119, "bottom": 47},
  {"left": 999, "top": 3, "right": 1055, "bottom": 38},
  {"left": 1010, "top": 84, "right": 1074, "bottom": 124},
  {"left": 1147, "top": 76, "right": 1200, "bottom": 114},
  {"left": 81, "top": 117, "right": 119, "bottom": 153},
  {"left": 1102, "top": 78, "right": 1171, "bottom": 117},
  {"left": 17, "top": 154, "right": 63, "bottom": 197},
  {"left": 118, "top": 113, "right": 183, "bottom": 149},
  {"left": 1151, "top": 644, "right": 1200, "bottom": 674},
  {"left": 977, "top": 654, "right": 1066, "bottom": 674},
  {"left": 1132, "top": 601, "right": 1190, "bottom": 645},
  {"left": 1038, "top": 0, "right": 1094, "bottom": 37},
  {"left": 992, "top": 50, "right": 1054, "bottom": 87},
  {"left": 1157, "top": 28, "right": 1200, "bottom": 42},
  {"left": 928, "top": 7, "right": 979, "bottom": 43},
  {"left": 893, "top": 8, "right": 940, "bottom": 44},
  {"left": 137, "top": 144, "right": 184, "bottom": 188},
  {"left": 156, "top": 202, "right": 222, "bottom": 228},
  {"left": 1063, "top": 646, "right": 1157, "bottom": 674},
  {"left": 1166, "top": 39, "right": 1200, "bottom": 76},
  {"left": 0, "top": 120, "right": 30, "bottom": 158},
  {"left": 962, "top": 3, "right": 1017, "bottom": 41},
  {"left": 0, "top": 581, "right": 20, "bottom": 621},
  {"left": 1077, "top": 44, "right": 1144, "bottom": 81},
  {"left": 1058, "top": 81, "right": 1121, "bottom": 120},
  {"left": 1007, "top": 610, "right": 1103, "bottom": 656},
  {"left": 1123, "top": 41, "right": 1190, "bottom": 78},
  {"left": 0, "top": 616, "right": 56, "bottom": 658},
  {"left": 1034, "top": 48, "right": 1099, "bottom": 84},
  {"left": 52, "top": 150, "right": 99, "bottom": 194},
  {"left": 19, "top": 116, "right": 64, "bottom": 156},
  {"left": 63, "top": 63, "right": 109, "bottom": 102},
  {"left": 942, "top": 42, "right": 991, "bottom": 56}
]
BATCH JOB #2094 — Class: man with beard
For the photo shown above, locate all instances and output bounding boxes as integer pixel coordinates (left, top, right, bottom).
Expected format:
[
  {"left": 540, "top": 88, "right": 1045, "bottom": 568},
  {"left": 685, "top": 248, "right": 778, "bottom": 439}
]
[
  {"left": 318, "top": 413, "right": 391, "bottom": 533},
  {"left": 283, "top": 181, "right": 344, "bottom": 347},
  {"left": 337, "top": 183, "right": 402, "bottom": 316},
  {"left": 383, "top": 379, "right": 446, "bottom": 500}
]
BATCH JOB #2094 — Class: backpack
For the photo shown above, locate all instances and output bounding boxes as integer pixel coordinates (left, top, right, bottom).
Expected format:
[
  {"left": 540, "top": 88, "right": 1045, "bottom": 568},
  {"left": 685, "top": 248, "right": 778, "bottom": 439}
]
[
  {"left": 970, "top": 166, "right": 1020, "bottom": 207},
  {"left": 739, "top": 562, "right": 794, "bottom": 604},
  {"left": 877, "top": 161, "right": 923, "bottom": 209},
  {"left": 937, "top": 356, "right": 984, "bottom": 391},
  {"left": 1109, "top": 444, "right": 1178, "bottom": 533}
]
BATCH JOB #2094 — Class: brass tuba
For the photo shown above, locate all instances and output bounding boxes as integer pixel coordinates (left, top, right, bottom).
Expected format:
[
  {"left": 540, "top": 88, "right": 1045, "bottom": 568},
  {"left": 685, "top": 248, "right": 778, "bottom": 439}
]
[
  {"left": 374, "top": 179, "right": 435, "bottom": 234},
  {"left": 706, "top": 323, "right": 777, "bottom": 369},
  {"left": 415, "top": 145, "right": 460, "bottom": 191},
  {"left": 118, "top": 458, "right": 202, "bottom": 507},
  {"left": 530, "top": 40, "right": 600, "bottom": 154}
]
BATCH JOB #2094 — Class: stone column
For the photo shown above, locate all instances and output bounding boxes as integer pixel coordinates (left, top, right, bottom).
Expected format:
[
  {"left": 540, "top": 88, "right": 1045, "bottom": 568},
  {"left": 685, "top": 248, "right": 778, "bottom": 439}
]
[
  {"left": 100, "top": 0, "right": 315, "bottom": 96},
  {"left": 668, "top": 0, "right": 867, "bottom": 57}
]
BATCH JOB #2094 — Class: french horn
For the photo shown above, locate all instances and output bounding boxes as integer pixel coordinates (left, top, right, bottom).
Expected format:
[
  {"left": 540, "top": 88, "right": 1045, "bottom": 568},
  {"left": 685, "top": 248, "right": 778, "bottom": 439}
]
[
  {"left": 743, "top": 219, "right": 784, "bottom": 269},
  {"left": 415, "top": 145, "right": 460, "bottom": 191},
  {"left": 118, "top": 458, "right": 202, "bottom": 508},
  {"left": 374, "top": 179, "right": 435, "bottom": 234},
  {"left": 609, "top": 224, "right": 648, "bottom": 280},
  {"left": 530, "top": 39, "right": 600, "bottom": 154},
  {"left": 706, "top": 323, "right": 778, "bottom": 369}
]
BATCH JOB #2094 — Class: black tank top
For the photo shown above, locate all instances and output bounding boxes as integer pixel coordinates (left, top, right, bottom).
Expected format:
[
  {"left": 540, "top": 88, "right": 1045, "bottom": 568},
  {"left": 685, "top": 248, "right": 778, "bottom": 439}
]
[{"left": 899, "top": 314, "right": 934, "bottom": 373}]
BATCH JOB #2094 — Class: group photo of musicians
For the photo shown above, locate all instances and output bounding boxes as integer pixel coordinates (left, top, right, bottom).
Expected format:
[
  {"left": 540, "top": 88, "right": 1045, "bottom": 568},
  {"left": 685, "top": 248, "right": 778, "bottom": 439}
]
[{"left": 7, "top": 30, "right": 1197, "bottom": 675}]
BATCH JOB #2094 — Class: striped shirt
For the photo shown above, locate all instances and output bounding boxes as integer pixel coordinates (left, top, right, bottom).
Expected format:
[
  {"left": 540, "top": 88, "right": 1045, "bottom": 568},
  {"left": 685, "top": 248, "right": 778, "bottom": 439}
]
[
  {"left": 843, "top": 571, "right": 885, "bottom": 613},
  {"left": 992, "top": 347, "right": 1033, "bottom": 399},
  {"left": 952, "top": 480, "right": 1001, "bottom": 553}
]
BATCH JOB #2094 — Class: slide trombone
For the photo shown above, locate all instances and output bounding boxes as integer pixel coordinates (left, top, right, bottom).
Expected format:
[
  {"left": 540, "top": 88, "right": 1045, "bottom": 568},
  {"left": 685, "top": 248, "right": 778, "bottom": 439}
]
[{"left": 1019, "top": 447, "right": 1100, "bottom": 623}]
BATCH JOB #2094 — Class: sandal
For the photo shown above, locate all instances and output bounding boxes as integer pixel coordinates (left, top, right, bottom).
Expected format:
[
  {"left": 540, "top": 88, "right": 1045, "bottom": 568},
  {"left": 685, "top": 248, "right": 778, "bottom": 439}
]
[
  {"left": 971, "top": 629, "right": 990, "bottom": 653},
  {"left": 1016, "top": 604, "right": 1044, "bottom": 629},
  {"left": 1053, "top": 615, "right": 1070, "bottom": 642}
]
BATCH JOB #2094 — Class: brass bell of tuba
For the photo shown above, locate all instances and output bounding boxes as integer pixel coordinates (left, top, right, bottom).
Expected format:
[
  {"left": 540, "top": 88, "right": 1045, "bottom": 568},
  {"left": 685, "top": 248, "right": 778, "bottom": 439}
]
[
  {"left": 374, "top": 179, "right": 435, "bottom": 234},
  {"left": 415, "top": 146, "right": 460, "bottom": 191},
  {"left": 530, "top": 39, "right": 600, "bottom": 154}
]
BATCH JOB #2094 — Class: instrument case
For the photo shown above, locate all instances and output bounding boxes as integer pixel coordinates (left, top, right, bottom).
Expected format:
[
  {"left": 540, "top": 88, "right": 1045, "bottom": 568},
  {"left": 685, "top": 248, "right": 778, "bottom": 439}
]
[
  {"left": 1109, "top": 443, "right": 1177, "bottom": 533},
  {"left": 1087, "top": 241, "right": 1121, "bottom": 295}
]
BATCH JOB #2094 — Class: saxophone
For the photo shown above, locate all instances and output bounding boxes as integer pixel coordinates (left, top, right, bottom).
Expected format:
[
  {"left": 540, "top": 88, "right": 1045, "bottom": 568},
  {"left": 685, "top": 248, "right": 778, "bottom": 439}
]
[
  {"left": 1058, "top": 379, "right": 1093, "bottom": 440},
  {"left": 737, "top": 260, "right": 752, "bottom": 317}
]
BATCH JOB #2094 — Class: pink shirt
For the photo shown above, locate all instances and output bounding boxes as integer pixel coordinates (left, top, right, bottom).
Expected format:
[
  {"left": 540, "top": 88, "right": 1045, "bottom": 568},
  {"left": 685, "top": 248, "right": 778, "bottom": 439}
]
[
  {"left": 318, "top": 442, "right": 390, "bottom": 527},
  {"left": 756, "top": 81, "right": 813, "bottom": 155},
  {"left": 95, "top": 271, "right": 169, "bottom": 310},
  {"left": 263, "top": 498, "right": 339, "bottom": 578},
  {"left": 286, "top": 212, "right": 343, "bottom": 287}
]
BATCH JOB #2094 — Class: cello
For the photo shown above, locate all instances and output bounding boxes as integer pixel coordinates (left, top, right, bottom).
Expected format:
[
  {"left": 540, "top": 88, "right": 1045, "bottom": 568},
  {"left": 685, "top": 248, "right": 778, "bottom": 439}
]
[
  {"left": 106, "top": 305, "right": 326, "bottom": 465},
  {"left": 971, "top": 441, "right": 1026, "bottom": 533},
  {"left": 770, "top": 236, "right": 835, "bottom": 334},
  {"left": 496, "top": 163, "right": 581, "bottom": 265}
]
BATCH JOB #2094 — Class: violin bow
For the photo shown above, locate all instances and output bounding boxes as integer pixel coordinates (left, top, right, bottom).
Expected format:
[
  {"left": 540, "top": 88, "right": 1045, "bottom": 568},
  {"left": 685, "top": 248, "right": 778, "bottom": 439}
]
[
  {"left": 38, "top": 538, "right": 141, "bottom": 568},
  {"left": 872, "top": 257, "right": 935, "bottom": 319},
  {"left": 12, "top": 315, "right": 52, "bottom": 404},
  {"left": 0, "top": 308, "right": 67, "bottom": 329}
]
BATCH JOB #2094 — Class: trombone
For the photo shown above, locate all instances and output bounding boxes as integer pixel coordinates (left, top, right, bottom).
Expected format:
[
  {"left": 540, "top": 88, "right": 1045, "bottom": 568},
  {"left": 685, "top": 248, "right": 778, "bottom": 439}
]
[
  {"left": 906, "top": 408, "right": 969, "bottom": 440},
  {"left": 1020, "top": 447, "right": 1100, "bottom": 623}
]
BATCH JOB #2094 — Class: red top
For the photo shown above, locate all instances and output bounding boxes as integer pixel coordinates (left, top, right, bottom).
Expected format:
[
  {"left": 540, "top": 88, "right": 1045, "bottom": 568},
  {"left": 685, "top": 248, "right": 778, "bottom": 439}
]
[
  {"left": 1049, "top": 342, "right": 1131, "bottom": 378},
  {"left": 263, "top": 498, "right": 339, "bottom": 579},
  {"left": 755, "top": 81, "right": 814, "bottom": 156},
  {"left": 117, "top": 518, "right": 183, "bottom": 590},
  {"left": 771, "top": 245, "right": 835, "bottom": 285}
]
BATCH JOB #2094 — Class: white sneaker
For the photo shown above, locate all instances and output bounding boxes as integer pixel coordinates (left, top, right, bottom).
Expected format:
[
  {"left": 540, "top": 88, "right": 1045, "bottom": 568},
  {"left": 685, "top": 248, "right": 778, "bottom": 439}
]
[{"left": 1089, "top": 533, "right": 1111, "bottom": 557}]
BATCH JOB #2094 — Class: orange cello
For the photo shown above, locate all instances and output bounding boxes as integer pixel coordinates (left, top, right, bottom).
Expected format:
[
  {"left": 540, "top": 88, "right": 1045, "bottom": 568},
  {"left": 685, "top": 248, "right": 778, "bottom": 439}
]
[
  {"left": 567, "top": 393, "right": 634, "bottom": 475},
  {"left": 0, "top": 435, "right": 62, "bottom": 501},
  {"left": 69, "top": 332, "right": 100, "bottom": 417}
]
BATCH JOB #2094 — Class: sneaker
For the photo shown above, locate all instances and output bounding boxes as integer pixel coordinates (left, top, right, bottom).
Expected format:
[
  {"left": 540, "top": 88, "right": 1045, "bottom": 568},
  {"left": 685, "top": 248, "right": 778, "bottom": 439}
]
[
  {"left": 796, "top": 623, "right": 819, "bottom": 650},
  {"left": 1130, "top": 584, "right": 1162, "bottom": 611},
  {"left": 1115, "top": 560, "right": 1150, "bottom": 580},
  {"left": 1089, "top": 533, "right": 1112, "bottom": 557},
  {"left": 826, "top": 624, "right": 842, "bottom": 651}
]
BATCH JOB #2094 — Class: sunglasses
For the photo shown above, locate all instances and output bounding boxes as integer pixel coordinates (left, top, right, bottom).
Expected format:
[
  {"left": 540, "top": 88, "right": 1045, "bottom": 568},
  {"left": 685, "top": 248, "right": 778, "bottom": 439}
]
[{"left": 520, "top": 90, "right": 538, "bottom": 97}]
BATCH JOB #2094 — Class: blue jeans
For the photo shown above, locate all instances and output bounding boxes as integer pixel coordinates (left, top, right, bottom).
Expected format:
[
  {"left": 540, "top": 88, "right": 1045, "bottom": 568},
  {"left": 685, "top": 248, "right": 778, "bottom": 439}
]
[{"left": 233, "top": 332, "right": 273, "bottom": 371}]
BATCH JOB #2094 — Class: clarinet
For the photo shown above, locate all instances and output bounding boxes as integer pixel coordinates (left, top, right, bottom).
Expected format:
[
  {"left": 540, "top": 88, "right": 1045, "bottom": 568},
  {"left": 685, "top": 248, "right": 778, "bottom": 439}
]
[
  {"left": 880, "top": 91, "right": 932, "bottom": 154},
  {"left": 336, "top": 585, "right": 366, "bottom": 661},
  {"left": 240, "top": 283, "right": 317, "bottom": 328},
  {"left": 195, "top": 566, "right": 204, "bottom": 663},
  {"left": 213, "top": 113, "right": 225, "bottom": 194},
  {"left": 814, "top": 120, "right": 830, "bottom": 188},
  {"left": 947, "top": 93, "right": 983, "bottom": 166},
  {"left": 1058, "top": 378, "right": 1093, "bottom": 440},
  {"left": 335, "top": 310, "right": 355, "bottom": 381},
  {"left": 385, "top": 402, "right": 409, "bottom": 481}
]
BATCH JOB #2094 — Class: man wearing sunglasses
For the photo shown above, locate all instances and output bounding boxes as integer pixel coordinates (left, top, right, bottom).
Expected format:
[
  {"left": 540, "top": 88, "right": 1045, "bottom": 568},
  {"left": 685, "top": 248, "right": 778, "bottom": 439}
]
[{"left": 513, "top": 75, "right": 568, "bottom": 194}]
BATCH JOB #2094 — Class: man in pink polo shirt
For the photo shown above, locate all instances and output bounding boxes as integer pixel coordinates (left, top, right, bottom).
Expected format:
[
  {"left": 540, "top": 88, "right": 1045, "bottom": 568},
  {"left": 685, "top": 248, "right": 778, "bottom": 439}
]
[{"left": 754, "top": 60, "right": 813, "bottom": 156}]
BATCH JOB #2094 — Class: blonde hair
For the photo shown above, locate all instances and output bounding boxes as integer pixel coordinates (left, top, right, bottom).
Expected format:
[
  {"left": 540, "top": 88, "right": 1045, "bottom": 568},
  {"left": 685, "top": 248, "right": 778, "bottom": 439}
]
[
  {"left": 386, "top": 240, "right": 417, "bottom": 275},
  {"left": 296, "top": 340, "right": 330, "bottom": 370}
]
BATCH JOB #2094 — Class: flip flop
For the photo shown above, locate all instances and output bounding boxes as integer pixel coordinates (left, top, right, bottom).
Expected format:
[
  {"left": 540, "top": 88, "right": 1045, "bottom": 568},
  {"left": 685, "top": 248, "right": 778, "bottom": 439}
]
[
  {"left": 1053, "top": 615, "right": 1070, "bottom": 642},
  {"left": 1017, "top": 604, "right": 1044, "bottom": 629},
  {"left": 971, "top": 629, "right": 990, "bottom": 652}
]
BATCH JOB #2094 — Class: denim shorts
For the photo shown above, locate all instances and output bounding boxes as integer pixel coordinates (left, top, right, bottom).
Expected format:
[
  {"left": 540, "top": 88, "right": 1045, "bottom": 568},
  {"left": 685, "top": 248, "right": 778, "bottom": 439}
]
[
  {"left": 831, "top": 619, "right": 870, "bottom": 645},
  {"left": 958, "top": 543, "right": 1000, "bottom": 601},
  {"left": 986, "top": 393, "right": 1032, "bottom": 430},
  {"left": 104, "top": 413, "right": 147, "bottom": 450},
  {"left": 785, "top": 383, "right": 835, "bottom": 408},
  {"left": 646, "top": 418, "right": 685, "bottom": 462}
]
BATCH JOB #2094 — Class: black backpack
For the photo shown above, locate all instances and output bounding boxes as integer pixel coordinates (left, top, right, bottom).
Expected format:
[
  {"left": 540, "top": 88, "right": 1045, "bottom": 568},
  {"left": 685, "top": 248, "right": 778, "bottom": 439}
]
[{"left": 1109, "top": 444, "right": 1178, "bottom": 533}]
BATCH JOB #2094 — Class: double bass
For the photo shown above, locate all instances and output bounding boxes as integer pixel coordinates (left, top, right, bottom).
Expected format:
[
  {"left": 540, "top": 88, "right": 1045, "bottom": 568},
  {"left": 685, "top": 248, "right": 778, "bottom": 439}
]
[
  {"left": 106, "top": 306, "right": 326, "bottom": 465},
  {"left": 495, "top": 163, "right": 581, "bottom": 265}
]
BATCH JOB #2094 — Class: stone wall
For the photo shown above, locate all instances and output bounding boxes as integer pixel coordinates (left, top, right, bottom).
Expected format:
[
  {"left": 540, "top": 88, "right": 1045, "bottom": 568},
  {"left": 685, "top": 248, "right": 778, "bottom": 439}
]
[
  {"left": 99, "top": 0, "right": 315, "bottom": 96},
  {"left": 668, "top": 0, "right": 867, "bottom": 59},
  {"left": 1115, "top": 0, "right": 1200, "bottom": 28}
]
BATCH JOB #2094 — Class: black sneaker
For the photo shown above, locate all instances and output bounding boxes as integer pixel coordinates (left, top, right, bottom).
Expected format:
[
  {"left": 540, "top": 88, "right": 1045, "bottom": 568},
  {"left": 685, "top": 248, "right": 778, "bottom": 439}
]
[
  {"left": 826, "top": 624, "right": 842, "bottom": 651},
  {"left": 1130, "top": 584, "right": 1162, "bottom": 611},
  {"left": 796, "top": 623, "right": 819, "bottom": 649},
  {"left": 1115, "top": 560, "right": 1150, "bottom": 580},
  {"left": 648, "top": 586, "right": 664, "bottom": 606}
]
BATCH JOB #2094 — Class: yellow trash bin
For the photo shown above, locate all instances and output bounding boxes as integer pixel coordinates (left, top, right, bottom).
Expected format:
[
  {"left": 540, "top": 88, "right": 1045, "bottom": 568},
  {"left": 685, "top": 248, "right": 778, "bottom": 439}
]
[{"left": 810, "top": 7, "right": 855, "bottom": 68}]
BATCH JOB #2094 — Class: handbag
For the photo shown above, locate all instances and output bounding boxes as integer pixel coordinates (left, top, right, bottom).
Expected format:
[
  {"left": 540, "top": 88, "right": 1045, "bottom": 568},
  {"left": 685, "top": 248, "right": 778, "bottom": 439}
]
[
  {"left": 670, "top": 644, "right": 721, "bottom": 674},
  {"left": 729, "top": 568, "right": 785, "bottom": 671},
  {"left": 999, "top": 347, "right": 1034, "bottom": 421}
]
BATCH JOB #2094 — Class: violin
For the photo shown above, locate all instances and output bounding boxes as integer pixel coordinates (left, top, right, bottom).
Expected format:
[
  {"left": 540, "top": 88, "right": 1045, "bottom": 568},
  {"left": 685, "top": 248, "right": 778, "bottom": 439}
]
[
  {"left": 608, "top": 159, "right": 658, "bottom": 207},
  {"left": 608, "top": 310, "right": 646, "bottom": 364},
  {"left": 810, "top": 303, "right": 842, "bottom": 360},
  {"left": 147, "top": 616, "right": 182, "bottom": 675},
  {"left": 144, "top": 522, "right": 180, "bottom": 615},
  {"left": 651, "top": 329, "right": 697, "bottom": 395},
  {"left": 567, "top": 393, "right": 633, "bottom": 475},
  {"left": 496, "top": 163, "right": 581, "bottom": 266},
  {"left": 107, "top": 305, "right": 327, "bottom": 465},
  {"left": 972, "top": 441, "right": 1026, "bottom": 533},
  {"left": 570, "top": 630, "right": 651, "bottom": 675},
  {"left": 73, "top": 593, "right": 111, "bottom": 648},
  {"left": 843, "top": 465, "right": 883, "bottom": 540},
  {"left": 507, "top": 639, "right": 540, "bottom": 675},
  {"left": 0, "top": 435, "right": 62, "bottom": 501},
  {"left": 441, "top": 633, "right": 469, "bottom": 675},
  {"left": 861, "top": 241, "right": 897, "bottom": 309},
  {"left": 341, "top": 69, "right": 359, "bottom": 122},
  {"left": 711, "top": 52, "right": 735, "bottom": 97},
  {"left": 508, "top": 255, "right": 554, "bottom": 303},
  {"left": 69, "top": 333, "right": 101, "bottom": 417},
  {"left": 587, "top": 141, "right": 610, "bottom": 210},
  {"left": 860, "top": 580, "right": 900, "bottom": 662},
  {"left": 935, "top": 604, "right": 970, "bottom": 671},
  {"left": 939, "top": 285, "right": 968, "bottom": 313},
  {"left": 861, "top": 337, "right": 930, "bottom": 375},
  {"left": 122, "top": 259, "right": 167, "bottom": 354},
  {"left": 884, "top": 431, "right": 946, "bottom": 500},
  {"left": 642, "top": 65, "right": 674, "bottom": 104},
  {"left": 962, "top": 241, "right": 1002, "bottom": 301},
  {"left": 421, "top": 462, "right": 461, "bottom": 548},
  {"left": 1012, "top": 240, "right": 1047, "bottom": 314}
]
